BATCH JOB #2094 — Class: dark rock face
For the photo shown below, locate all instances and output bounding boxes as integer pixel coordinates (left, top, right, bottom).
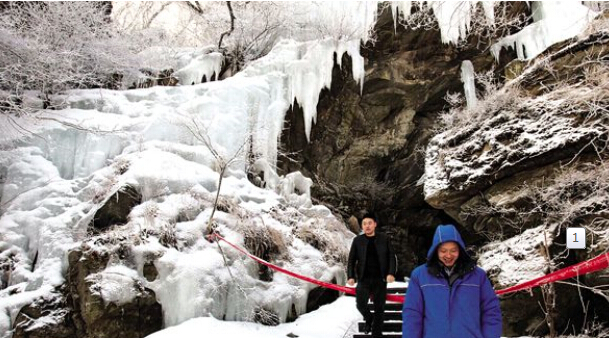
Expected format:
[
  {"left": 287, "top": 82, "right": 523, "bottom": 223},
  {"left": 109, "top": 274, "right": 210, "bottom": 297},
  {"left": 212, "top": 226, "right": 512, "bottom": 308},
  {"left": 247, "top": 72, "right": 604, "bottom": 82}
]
[
  {"left": 424, "top": 21, "right": 609, "bottom": 338},
  {"left": 66, "top": 247, "right": 163, "bottom": 338},
  {"left": 93, "top": 185, "right": 141, "bottom": 230},
  {"left": 498, "top": 283, "right": 583, "bottom": 337},
  {"left": 13, "top": 289, "right": 76, "bottom": 338},
  {"left": 425, "top": 93, "right": 606, "bottom": 213},
  {"left": 281, "top": 4, "right": 609, "bottom": 337},
  {"left": 279, "top": 5, "right": 514, "bottom": 279},
  {"left": 306, "top": 284, "right": 339, "bottom": 313},
  {"left": 253, "top": 307, "right": 280, "bottom": 326},
  {"left": 143, "top": 261, "right": 158, "bottom": 282}
]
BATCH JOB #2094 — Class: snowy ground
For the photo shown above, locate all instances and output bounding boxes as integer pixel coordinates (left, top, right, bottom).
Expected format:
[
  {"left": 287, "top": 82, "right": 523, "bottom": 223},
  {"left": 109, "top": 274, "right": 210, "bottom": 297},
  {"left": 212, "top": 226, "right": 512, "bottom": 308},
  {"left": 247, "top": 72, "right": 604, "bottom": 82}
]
[
  {"left": 146, "top": 295, "right": 361, "bottom": 338},
  {"left": 143, "top": 293, "right": 544, "bottom": 338}
]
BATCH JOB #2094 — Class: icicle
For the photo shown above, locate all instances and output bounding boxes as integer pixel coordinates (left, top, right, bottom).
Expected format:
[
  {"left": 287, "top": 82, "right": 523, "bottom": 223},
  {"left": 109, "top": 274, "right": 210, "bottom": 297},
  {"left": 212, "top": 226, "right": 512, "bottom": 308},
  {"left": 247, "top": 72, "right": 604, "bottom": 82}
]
[
  {"left": 347, "top": 40, "right": 366, "bottom": 95},
  {"left": 391, "top": 1, "right": 413, "bottom": 32},
  {"left": 430, "top": 1, "right": 474, "bottom": 45},
  {"left": 174, "top": 52, "right": 224, "bottom": 85},
  {"left": 408, "top": 1, "right": 498, "bottom": 46},
  {"left": 391, "top": 2, "right": 400, "bottom": 31},
  {"left": 244, "top": 38, "right": 367, "bottom": 142},
  {"left": 461, "top": 60, "right": 477, "bottom": 109}
]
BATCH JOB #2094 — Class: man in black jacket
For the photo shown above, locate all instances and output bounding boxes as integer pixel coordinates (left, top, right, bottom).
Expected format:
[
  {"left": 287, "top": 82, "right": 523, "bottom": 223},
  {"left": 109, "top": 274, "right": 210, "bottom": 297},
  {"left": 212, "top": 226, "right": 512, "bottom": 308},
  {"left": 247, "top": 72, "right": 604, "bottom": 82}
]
[{"left": 347, "top": 212, "right": 397, "bottom": 338}]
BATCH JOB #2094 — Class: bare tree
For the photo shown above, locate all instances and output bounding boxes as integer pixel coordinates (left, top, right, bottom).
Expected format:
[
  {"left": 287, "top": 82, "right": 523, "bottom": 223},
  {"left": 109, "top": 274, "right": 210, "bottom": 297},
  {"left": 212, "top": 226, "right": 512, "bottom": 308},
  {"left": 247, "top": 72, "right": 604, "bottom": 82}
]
[
  {"left": 184, "top": 118, "right": 247, "bottom": 235},
  {"left": 180, "top": 2, "right": 290, "bottom": 73},
  {"left": 112, "top": 2, "right": 173, "bottom": 30}
]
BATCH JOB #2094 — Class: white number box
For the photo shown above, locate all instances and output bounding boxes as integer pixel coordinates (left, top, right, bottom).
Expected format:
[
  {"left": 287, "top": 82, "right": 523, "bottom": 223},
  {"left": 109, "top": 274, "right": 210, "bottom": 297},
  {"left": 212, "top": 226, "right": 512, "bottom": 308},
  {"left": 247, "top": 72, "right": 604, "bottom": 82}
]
[{"left": 566, "top": 228, "right": 586, "bottom": 249}]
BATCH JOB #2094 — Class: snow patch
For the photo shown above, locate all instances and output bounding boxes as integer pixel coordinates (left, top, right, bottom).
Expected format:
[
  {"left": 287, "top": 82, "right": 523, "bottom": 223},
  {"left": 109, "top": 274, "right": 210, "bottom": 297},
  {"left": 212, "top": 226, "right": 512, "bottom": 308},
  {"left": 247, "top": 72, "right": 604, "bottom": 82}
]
[
  {"left": 145, "top": 296, "right": 361, "bottom": 338},
  {"left": 87, "top": 265, "right": 142, "bottom": 306},
  {"left": 478, "top": 225, "right": 555, "bottom": 288}
]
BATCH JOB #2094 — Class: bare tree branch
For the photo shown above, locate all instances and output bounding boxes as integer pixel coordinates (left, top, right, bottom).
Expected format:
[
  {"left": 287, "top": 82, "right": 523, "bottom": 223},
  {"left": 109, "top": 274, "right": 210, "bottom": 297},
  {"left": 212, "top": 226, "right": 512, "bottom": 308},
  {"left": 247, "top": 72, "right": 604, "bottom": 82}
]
[
  {"left": 143, "top": 2, "right": 172, "bottom": 29},
  {"left": 184, "top": 117, "right": 247, "bottom": 234},
  {"left": 218, "top": 1, "right": 236, "bottom": 50},
  {"left": 186, "top": 1, "right": 205, "bottom": 15}
]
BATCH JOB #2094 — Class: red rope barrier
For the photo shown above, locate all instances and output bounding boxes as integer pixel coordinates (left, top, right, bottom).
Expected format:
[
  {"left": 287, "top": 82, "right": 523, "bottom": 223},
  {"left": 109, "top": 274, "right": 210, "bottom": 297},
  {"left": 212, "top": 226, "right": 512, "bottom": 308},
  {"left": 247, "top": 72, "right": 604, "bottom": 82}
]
[
  {"left": 210, "top": 233, "right": 609, "bottom": 303},
  {"left": 209, "top": 233, "right": 404, "bottom": 303},
  {"left": 496, "top": 252, "right": 609, "bottom": 295}
]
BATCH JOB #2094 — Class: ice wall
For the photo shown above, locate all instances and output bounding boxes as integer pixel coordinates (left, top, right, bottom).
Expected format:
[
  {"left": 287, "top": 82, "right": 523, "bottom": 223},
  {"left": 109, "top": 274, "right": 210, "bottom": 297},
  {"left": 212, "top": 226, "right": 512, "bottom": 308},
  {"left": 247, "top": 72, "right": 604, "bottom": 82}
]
[{"left": 491, "top": 1, "right": 599, "bottom": 60}]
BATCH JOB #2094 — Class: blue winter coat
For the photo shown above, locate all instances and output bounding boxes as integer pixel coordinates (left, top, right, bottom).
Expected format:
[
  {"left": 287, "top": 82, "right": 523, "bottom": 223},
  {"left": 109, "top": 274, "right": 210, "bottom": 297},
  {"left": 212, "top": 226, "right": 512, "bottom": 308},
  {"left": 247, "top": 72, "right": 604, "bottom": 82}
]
[{"left": 402, "top": 225, "right": 502, "bottom": 338}]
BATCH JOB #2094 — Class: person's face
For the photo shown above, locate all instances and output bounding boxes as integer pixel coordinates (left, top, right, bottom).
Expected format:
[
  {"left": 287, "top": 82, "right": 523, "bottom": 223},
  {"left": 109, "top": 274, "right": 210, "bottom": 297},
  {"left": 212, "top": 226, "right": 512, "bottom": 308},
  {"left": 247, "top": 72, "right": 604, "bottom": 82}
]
[
  {"left": 362, "top": 218, "right": 377, "bottom": 236},
  {"left": 437, "top": 241, "right": 459, "bottom": 268}
]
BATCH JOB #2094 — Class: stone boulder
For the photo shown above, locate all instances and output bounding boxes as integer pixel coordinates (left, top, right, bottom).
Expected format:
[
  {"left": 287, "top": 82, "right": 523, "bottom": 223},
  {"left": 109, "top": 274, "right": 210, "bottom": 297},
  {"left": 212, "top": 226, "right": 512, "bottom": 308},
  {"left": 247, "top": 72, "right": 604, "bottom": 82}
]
[
  {"left": 12, "top": 246, "right": 163, "bottom": 338},
  {"left": 67, "top": 246, "right": 162, "bottom": 338},
  {"left": 93, "top": 185, "right": 141, "bottom": 230},
  {"left": 12, "top": 288, "right": 76, "bottom": 338}
]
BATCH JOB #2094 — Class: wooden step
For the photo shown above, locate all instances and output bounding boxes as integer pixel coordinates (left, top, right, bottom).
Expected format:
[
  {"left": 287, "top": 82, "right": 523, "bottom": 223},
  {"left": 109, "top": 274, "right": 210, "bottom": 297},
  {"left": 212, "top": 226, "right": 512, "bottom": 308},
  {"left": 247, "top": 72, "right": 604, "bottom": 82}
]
[
  {"left": 353, "top": 334, "right": 401, "bottom": 338},
  {"left": 353, "top": 288, "right": 405, "bottom": 337},
  {"left": 358, "top": 321, "right": 402, "bottom": 333},
  {"left": 371, "top": 311, "right": 401, "bottom": 321},
  {"left": 368, "top": 302, "right": 402, "bottom": 311},
  {"left": 386, "top": 287, "right": 406, "bottom": 294}
]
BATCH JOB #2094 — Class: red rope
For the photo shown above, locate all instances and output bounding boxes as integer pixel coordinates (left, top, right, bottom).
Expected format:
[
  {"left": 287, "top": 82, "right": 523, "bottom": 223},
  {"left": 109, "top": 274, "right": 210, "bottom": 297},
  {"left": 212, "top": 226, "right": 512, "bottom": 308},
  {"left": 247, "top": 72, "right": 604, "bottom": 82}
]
[
  {"left": 209, "top": 233, "right": 404, "bottom": 303},
  {"left": 496, "top": 252, "right": 609, "bottom": 295},
  {"left": 209, "top": 233, "right": 609, "bottom": 303}
]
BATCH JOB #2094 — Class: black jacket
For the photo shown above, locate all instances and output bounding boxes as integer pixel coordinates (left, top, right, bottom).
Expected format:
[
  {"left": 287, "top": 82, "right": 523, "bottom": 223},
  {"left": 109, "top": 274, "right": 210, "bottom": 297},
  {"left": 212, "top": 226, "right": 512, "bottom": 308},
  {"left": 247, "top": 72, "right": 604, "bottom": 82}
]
[{"left": 347, "top": 232, "right": 397, "bottom": 282}]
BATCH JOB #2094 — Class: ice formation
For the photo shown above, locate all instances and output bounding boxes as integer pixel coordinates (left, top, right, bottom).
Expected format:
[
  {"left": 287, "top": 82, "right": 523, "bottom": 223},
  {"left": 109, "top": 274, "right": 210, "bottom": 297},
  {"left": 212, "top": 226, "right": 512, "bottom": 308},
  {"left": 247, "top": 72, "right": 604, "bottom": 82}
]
[
  {"left": 491, "top": 1, "right": 599, "bottom": 60},
  {"left": 461, "top": 60, "right": 477, "bottom": 108}
]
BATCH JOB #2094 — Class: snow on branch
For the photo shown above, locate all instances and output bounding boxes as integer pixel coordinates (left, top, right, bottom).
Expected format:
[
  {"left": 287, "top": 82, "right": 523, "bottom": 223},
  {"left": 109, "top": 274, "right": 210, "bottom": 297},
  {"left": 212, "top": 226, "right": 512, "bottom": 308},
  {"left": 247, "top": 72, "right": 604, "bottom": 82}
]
[{"left": 0, "top": 2, "right": 140, "bottom": 114}]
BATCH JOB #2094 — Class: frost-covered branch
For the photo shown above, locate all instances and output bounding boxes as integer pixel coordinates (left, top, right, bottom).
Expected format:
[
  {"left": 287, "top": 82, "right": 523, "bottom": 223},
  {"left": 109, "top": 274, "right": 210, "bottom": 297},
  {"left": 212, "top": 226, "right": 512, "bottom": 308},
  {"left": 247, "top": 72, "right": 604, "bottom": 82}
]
[
  {"left": 184, "top": 118, "right": 247, "bottom": 236},
  {"left": 391, "top": 1, "right": 531, "bottom": 47},
  {"left": 143, "top": 2, "right": 172, "bottom": 29},
  {"left": 218, "top": 2, "right": 236, "bottom": 50},
  {"left": 185, "top": 1, "right": 205, "bottom": 15},
  {"left": 0, "top": 2, "right": 141, "bottom": 116}
]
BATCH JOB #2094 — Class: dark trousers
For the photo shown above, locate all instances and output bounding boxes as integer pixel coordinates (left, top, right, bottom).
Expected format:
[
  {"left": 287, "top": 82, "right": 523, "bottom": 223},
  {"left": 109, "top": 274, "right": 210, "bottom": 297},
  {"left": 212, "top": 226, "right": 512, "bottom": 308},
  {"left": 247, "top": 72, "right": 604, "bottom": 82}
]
[{"left": 356, "top": 278, "right": 387, "bottom": 337}]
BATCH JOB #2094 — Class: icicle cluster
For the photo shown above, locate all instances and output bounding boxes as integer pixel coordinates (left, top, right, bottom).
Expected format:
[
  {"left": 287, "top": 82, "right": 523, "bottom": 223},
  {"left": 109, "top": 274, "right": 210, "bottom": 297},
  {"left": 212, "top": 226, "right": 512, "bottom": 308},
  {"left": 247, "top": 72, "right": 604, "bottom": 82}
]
[
  {"left": 491, "top": 1, "right": 598, "bottom": 60},
  {"left": 391, "top": 1, "right": 598, "bottom": 61},
  {"left": 391, "top": 1, "right": 495, "bottom": 45}
]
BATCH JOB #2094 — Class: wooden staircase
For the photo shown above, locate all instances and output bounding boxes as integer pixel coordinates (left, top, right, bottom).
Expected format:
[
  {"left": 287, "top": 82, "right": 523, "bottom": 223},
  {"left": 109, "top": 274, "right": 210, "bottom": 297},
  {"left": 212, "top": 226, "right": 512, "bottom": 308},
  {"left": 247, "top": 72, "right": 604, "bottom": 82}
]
[{"left": 352, "top": 287, "right": 405, "bottom": 338}]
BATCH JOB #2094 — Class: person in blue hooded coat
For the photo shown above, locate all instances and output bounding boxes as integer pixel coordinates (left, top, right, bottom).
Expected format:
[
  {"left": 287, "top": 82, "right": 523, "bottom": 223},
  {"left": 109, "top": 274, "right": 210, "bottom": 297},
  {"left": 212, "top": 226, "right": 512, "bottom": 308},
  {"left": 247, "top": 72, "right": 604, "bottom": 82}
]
[{"left": 402, "top": 224, "right": 502, "bottom": 338}]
